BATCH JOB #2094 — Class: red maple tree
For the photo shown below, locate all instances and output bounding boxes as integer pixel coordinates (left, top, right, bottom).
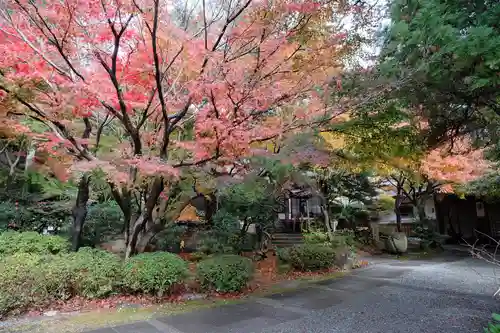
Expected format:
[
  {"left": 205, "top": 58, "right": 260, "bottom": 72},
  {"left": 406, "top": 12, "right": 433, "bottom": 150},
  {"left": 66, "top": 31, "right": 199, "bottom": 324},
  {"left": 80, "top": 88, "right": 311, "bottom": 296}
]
[
  {"left": 420, "top": 138, "right": 491, "bottom": 193},
  {"left": 0, "top": 0, "right": 372, "bottom": 256}
]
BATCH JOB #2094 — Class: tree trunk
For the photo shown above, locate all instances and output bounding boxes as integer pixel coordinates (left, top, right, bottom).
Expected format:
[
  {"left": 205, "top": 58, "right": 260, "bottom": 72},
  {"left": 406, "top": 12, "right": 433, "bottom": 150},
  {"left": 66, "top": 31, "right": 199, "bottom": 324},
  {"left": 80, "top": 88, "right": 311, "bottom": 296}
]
[
  {"left": 416, "top": 196, "right": 427, "bottom": 224},
  {"left": 204, "top": 193, "right": 217, "bottom": 225},
  {"left": 321, "top": 204, "right": 334, "bottom": 241},
  {"left": 395, "top": 186, "right": 403, "bottom": 232},
  {"left": 136, "top": 229, "right": 157, "bottom": 253},
  {"left": 71, "top": 175, "right": 90, "bottom": 252},
  {"left": 125, "top": 213, "right": 147, "bottom": 259},
  {"left": 395, "top": 208, "right": 402, "bottom": 232}
]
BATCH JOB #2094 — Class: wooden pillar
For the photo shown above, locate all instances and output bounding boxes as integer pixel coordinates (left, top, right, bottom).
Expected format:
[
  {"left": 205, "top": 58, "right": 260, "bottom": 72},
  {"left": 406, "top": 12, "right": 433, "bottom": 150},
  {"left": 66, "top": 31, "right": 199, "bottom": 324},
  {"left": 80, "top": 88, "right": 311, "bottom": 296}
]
[{"left": 288, "top": 198, "right": 292, "bottom": 220}]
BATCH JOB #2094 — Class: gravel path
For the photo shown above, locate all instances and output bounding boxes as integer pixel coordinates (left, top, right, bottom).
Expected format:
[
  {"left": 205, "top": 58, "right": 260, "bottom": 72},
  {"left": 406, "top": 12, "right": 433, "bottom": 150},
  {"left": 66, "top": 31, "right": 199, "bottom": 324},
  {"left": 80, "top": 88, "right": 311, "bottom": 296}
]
[{"left": 248, "top": 256, "right": 500, "bottom": 333}]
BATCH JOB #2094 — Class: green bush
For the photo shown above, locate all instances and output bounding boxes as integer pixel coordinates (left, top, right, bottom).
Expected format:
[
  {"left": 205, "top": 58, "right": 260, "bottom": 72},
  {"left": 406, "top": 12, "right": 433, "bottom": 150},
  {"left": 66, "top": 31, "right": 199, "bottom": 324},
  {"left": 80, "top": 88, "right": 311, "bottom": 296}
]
[
  {"left": 122, "top": 252, "right": 188, "bottom": 296},
  {"left": 0, "top": 248, "right": 123, "bottom": 317},
  {"left": 63, "top": 248, "right": 122, "bottom": 298},
  {"left": 332, "top": 229, "right": 356, "bottom": 248},
  {"left": 0, "top": 201, "right": 70, "bottom": 234},
  {"left": 197, "top": 255, "right": 254, "bottom": 292},
  {"left": 303, "top": 231, "right": 330, "bottom": 245},
  {"left": 485, "top": 313, "right": 500, "bottom": 333},
  {"left": 287, "top": 244, "right": 335, "bottom": 271},
  {"left": 0, "top": 253, "right": 46, "bottom": 316},
  {"left": 276, "top": 247, "right": 291, "bottom": 263},
  {"left": 0, "top": 253, "right": 73, "bottom": 316},
  {"left": 81, "top": 202, "right": 123, "bottom": 247},
  {"left": 0, "top": 202, "right": 30, "bottom": 232},
  {"left": 154, "top": 224, "right": 187, "bottom": 253},
  {"left": 412, "top": 223, "right": 445, "bottom": 250},
  {"left": 0, "top": 231, "right": 69, "bottom": 256},
  {"left": 198, "top": 230, "right": 235, "bottom": 255}
]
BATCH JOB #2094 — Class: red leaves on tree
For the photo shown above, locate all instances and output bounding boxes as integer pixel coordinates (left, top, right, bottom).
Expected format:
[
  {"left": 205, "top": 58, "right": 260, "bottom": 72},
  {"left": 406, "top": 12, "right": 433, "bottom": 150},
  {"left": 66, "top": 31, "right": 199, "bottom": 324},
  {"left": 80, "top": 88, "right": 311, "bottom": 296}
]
[
  {"left": 0, "top": 0, "right": 370, "bottom": 216},
  {"left": 420, "top": 139, "right": 491, "bottom": 193}
]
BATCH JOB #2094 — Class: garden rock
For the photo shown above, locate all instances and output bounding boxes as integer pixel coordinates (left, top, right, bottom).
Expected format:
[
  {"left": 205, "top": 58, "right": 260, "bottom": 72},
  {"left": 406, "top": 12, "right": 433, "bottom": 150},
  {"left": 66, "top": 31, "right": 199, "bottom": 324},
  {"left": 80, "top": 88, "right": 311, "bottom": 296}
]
[
  {"left": 385, "top": 232, "right": 408, "bottom": 254},
  {"left": 334, "top": 247, "right": 355, "bottom": 270}
]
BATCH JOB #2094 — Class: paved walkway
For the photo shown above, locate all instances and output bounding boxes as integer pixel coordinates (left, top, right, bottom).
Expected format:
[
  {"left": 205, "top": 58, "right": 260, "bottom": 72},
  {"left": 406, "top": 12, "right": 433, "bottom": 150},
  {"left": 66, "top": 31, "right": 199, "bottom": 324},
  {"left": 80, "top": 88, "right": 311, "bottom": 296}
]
[{"left": 85, "top": 250, "right": 499, "bottom": 333}]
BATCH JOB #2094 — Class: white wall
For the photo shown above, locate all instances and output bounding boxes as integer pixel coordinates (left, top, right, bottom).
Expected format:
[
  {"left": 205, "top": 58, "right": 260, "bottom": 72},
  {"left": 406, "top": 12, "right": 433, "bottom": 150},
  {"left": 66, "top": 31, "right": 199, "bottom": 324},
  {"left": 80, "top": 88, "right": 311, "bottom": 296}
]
[{"left": 378, "top": 197, "right": 436, "bottom": 224}]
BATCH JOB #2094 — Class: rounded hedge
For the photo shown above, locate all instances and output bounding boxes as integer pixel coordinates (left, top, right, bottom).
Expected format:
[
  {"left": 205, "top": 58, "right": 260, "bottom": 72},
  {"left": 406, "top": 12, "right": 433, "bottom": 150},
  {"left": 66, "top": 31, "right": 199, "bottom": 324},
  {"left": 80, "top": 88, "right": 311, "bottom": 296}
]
[
  {"left": 196, "top": 254, "right": 253, "bottom": 293},
  {"left": 287, "top": 244, "right": 335, "bottom": 271},
  {"left": 0, "top": 231, "right": 69, "bottom": 256},
  {"left": 122, "top": 252, "right": 189, "bottom": 296},
  {"left": 0, "top": 253, "right": 48, "bottom": 316},
  {"left": 0, "top": 248, "right": 123, "bottom": 317},
  {"left": 63, "top": 247, "right": 122, "bottom": 298}
]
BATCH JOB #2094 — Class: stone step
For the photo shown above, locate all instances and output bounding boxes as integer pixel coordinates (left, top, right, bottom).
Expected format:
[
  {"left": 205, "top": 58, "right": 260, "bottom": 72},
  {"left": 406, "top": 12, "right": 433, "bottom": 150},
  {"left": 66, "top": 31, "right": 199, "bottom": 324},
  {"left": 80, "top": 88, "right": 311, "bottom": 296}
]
[
  {"left": 273, "top": 239, "right": 304, "bottom": 243},
  {"left": 272, "top": 233, "right": 304, "bottom": 239},
  {"left": 272, "top": 233, "right": 304, "bottom": 248},
  {"left": 273, "top": 242, "right": 302, "bottom": 248}
]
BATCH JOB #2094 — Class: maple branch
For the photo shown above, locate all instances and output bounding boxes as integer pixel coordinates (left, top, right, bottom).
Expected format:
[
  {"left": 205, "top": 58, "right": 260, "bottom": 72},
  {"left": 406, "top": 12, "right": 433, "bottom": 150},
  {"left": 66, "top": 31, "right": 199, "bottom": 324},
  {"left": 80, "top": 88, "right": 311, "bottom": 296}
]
[
  {"left": 100, "top": 101, "right": 123, "bottom": 121},
  {"left": 96, "top": 13, "right": 140, "bottom": 155},
  {"left": 210, "top": 89, "right": 220, "bottom": 118},
  {"left": 136, "top": 88, "right": 157, "bottom": 131},
  {"left": 21, "top": 0, "right": 85, "bottom": 81},
  {"left": 386, "top": 175, "right": 403, "bottom": 189},
  {"left": 172, "top": 154, "right": 219, "bottom": 168},
  {"left": 94, "top": 113, "right": 112, "bottom": 153},
  {"left": 82, "top": 117, "right": 92, "bottom": 150},
  {"left": 201, "top": 0, "right": 252, "bottom": 70},
  {"left": 0, "top": 21, "right": 71, "bottom": 80},
  {"left": 202, "top": 0, "right": 208, "bottom": 50},
  {"left": 164, "top": 0, "right": 253, "bottom": 152},
  {"left": 167, "top": 100, "right": 193, "bottom": 135},
  {"left": 149, "top": 0, "right": 170, "bottom": 159},
  {"left": 0, "top": 83, "right": 94, "bottom": 161}
]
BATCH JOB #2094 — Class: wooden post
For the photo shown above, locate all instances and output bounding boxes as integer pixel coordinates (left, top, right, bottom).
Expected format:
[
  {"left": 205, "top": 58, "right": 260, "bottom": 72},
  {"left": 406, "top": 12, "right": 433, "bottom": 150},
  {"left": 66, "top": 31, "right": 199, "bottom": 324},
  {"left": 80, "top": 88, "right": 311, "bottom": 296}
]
[{"left": 288, "top": 197, "right": 292, "bottom": 220}]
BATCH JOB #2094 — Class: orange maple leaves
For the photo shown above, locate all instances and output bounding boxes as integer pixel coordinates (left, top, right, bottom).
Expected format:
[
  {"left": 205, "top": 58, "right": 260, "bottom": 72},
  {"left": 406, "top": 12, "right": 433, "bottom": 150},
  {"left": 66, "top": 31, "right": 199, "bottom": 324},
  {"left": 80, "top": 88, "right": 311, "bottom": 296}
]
[{"left": 420, "top": 139, "right": 492, "bottom": 193}]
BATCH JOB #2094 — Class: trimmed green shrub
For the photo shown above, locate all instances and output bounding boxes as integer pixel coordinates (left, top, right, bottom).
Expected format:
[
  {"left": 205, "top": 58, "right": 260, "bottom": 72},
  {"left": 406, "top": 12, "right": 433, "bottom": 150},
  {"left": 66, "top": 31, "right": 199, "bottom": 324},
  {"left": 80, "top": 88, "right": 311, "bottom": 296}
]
[
  {"left": 0, "top": 200, "right": 70, "bottom": 234},
  {"left": 0, "top": 231, "right": 69, "bottom": 256},
  {"left": 0, "top": 253, "right": 47, "bottom": 316},
  {"left": 196, "top": 255, "right": 254, "bottom": 292},
  {"left": 63, "top": 247, "right": 122, "bottom": 298},
  {"left": 0, "top": 249, "right": 123, "bottom": 317},
  {"left": 412, "top": 223, "right": 446, "bottom": 250},
  {"left": 0, "top": 202, "right": 31, "bottom": 232},
  {"left": 287, "top": 244, "right": 335, "bottom": 271},
  {"left": 0, "top": 253, "right": 75, "bottom": 316},
  {"left": 122, "top": 252, "right": 189, "bottom": 296}
]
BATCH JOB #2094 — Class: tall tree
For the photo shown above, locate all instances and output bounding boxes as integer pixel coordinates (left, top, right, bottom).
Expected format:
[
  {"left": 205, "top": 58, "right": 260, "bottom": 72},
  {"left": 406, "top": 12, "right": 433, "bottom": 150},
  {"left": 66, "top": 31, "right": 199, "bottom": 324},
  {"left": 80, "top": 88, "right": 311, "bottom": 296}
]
[{"left": 378, "top": 0, "right": 500, "bottom": 146}]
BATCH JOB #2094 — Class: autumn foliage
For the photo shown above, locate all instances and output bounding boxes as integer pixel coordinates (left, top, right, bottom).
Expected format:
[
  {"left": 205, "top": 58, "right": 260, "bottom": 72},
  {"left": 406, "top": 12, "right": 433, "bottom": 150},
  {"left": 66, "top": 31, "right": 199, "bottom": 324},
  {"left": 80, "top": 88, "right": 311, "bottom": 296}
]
[
  {"left": 420, "top": 139, "right": 491, "bottom": 193},
  {"left": 0, "top": 0, "right": 370, "bottom": 255}
]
